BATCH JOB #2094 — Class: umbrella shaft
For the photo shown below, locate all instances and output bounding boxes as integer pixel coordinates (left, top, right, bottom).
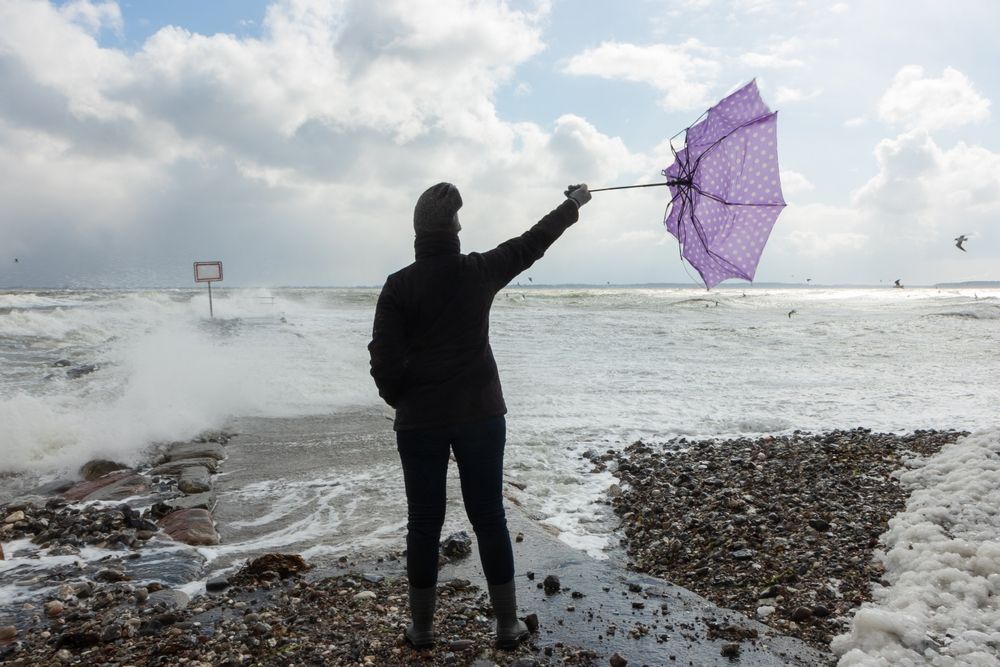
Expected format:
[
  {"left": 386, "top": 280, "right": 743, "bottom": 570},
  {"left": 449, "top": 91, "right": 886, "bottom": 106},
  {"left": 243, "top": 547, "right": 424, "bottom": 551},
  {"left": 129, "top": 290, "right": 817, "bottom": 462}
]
[{"left": 591, "top": 179, "right": 689, "bottom": 193}]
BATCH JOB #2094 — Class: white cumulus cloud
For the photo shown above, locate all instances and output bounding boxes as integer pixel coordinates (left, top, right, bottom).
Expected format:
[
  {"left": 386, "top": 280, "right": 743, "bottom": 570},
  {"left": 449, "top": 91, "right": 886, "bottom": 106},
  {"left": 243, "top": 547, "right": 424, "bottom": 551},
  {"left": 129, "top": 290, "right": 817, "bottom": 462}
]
[
  {"left": 878, "top": 66, "right": 991, "bottom": 132},
  {"left": 564, "top": 40, "right": 720, "bottom": 111}
]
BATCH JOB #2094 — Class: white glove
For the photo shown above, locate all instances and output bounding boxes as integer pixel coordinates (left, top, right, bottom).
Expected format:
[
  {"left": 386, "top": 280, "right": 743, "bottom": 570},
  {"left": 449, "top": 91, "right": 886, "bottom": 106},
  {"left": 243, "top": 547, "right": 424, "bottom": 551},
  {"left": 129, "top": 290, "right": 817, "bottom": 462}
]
[{"left": 564, "top": 183, "right": 591, "bottom": 208}]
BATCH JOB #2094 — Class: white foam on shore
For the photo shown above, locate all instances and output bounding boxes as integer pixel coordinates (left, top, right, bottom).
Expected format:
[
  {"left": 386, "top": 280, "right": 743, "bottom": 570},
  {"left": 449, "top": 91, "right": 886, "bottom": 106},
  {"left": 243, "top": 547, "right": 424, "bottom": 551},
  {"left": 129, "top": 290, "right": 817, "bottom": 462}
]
[{"left": 833, "top": 429, "right": 1000, "bottom": 666}]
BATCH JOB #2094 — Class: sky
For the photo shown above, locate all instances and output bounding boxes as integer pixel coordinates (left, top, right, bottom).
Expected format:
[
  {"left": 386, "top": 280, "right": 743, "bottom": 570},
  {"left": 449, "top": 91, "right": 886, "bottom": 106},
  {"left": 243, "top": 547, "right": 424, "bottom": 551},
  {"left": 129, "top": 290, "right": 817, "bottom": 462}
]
[{"left": 0, "top": 0, "right": 998, "bottom": 288}]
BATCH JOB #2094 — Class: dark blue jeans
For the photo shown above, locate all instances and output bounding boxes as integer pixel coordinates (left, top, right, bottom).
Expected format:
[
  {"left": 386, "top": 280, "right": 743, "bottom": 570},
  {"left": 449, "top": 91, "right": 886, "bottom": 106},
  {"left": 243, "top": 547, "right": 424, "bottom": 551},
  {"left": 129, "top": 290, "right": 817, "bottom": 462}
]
[{"left": 396, "top": 416, "right": 513, "bottom": 589}]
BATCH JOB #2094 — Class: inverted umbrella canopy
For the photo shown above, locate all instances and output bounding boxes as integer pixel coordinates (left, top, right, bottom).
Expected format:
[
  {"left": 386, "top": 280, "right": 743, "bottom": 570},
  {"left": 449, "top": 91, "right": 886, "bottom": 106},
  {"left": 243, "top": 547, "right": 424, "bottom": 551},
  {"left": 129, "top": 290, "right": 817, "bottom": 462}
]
[{"left": 662, "top": 80, "right": 786, "bottom": 289}]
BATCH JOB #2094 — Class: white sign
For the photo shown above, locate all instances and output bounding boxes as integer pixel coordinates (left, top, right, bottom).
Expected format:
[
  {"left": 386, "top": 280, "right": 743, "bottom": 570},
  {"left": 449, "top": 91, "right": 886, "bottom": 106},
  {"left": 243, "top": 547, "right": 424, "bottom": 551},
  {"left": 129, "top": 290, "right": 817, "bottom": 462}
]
[{"left": 194, "top": 261, "right": 223, "bottom": 283}]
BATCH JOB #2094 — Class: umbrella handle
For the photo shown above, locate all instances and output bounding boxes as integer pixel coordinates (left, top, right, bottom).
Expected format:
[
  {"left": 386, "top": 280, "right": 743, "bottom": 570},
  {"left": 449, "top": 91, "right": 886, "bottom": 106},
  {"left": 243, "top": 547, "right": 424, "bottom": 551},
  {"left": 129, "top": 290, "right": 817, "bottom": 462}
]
[{"left": 590, "top": 181, "right": 684, "bottom": 193}]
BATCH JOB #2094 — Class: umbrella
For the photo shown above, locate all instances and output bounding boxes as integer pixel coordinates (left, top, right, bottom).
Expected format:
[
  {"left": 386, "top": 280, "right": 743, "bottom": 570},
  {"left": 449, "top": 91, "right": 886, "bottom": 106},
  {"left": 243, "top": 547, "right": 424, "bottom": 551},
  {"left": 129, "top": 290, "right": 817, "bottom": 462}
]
[{"left": 593, "top": 80, "right": 786, "bottom": 289}]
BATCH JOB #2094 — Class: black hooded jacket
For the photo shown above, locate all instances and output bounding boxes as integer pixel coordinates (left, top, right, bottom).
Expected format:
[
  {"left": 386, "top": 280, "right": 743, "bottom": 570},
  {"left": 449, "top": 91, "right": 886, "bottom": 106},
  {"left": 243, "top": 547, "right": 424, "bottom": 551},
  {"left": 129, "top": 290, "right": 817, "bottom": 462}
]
[{"left": 369, "top": 200, "right": 579, "bottom": 430}]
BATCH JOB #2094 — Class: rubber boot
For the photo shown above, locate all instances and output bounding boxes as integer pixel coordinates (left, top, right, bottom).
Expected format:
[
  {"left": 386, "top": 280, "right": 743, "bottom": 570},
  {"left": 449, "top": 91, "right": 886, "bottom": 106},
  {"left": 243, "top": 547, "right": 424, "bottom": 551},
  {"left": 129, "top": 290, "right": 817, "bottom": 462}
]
[
  {"left": 404, "top": 584, "right": 436, "bottom": 648},
  {"left": 488, "top": 579, "right": 530, "bottom": 649}
]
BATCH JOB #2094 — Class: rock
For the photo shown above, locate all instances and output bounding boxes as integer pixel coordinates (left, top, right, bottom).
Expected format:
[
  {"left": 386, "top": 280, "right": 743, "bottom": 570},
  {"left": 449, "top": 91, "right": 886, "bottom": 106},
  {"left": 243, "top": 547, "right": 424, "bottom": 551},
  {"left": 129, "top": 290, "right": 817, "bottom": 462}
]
[
  {"left": 353, "top": 591, "right": 376, "bottom": 602},
  {"left": 94, "top": 568, "right": 130, "bottom": 583},
  {"left": 206, "top": 577, "right": 229, "bottom": 592},
  {"left": 156, "top": 491, "right": 217, "bottom": 513},
  {"left": 790, "top": 606, "right": 813, "bottom": 622},
  {"left": 730, "top": 548, "right": 755, "bottom": 560},
  {"left": 0, "top": 542, "right": 3, "bottom": 560},
  {"left": 721, "top": 642, "right": 740, "bottom": 658},
  {"left": 441, "top": 531, "right": 472, "bottom": 559},
  {"left": 80, "top": 459, "right": 128, "bottom": 481},
  {"left": 515, "top": 532, "right": 524, "bottom": 543},
  {"left": 812, "top": 604, "right": 831, "bottom": 618},
  {"left": 3, "top": 511, "right": 25, "bottom": 523},
  {"left": 362, "top": 573, "right": 384, "bottom": 583},
  {"left": 62, "top": 472, "right": 133, "bottom": 501},
  {"left": 449, "top": 638, "right": 474, "bottom": 651},
  {"left": 158, "top": 509, "right": 220, "bottom": 546},
  {"left": 523, "top": 613, "right": 539, "bottom": 633},
  {"left": 149, "top": 457, "right": 220, "bottom": 476},
  {"left": 66, "top": 364, "right": 97, "bottom": 379},
  {"left": 0, "top": 625, "right": 15, "bottom": 641},
  {"left": 543, "top": 574, "right": 560, "bottom": 594},
  {"left": 80, "top": 474, "right": 149, "bottom": 502},
  {"left": 178, "top": 465, "right": 212, "bottom": 494},
  {"left": 147, "top": 589, "right": 190, "bottom": 611},
  {"left": 609, "top": 652, "right": 628, "bottom": 667},
  {"left": 232, "top": 553, "right": 311, "bottom": 582},
  {"left": 807, "top": 518, "right": 831, "bottom": 532},
  {"left": 163, "top": 441, "right": 227, "bottom": 462}
]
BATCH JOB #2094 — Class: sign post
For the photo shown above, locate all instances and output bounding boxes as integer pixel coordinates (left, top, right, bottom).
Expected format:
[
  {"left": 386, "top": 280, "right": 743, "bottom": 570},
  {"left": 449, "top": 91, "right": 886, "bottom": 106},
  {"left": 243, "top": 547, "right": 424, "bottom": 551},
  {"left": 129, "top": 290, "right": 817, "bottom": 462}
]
[{"left": 193, "top": 261, "right": 223, "bottom": 317}]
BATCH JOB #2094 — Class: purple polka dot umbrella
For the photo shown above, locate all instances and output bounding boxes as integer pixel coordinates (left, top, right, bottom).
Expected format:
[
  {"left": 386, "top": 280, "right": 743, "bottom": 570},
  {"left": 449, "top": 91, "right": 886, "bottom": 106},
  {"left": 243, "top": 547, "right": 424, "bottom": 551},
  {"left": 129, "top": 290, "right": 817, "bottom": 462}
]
[{"left": 593, "top": 80, "right": 786, "bottom": 289}]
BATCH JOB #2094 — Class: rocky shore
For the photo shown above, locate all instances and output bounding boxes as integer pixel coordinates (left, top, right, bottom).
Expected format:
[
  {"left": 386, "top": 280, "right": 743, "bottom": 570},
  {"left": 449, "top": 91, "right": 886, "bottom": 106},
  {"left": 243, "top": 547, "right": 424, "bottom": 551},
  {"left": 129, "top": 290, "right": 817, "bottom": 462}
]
[
  {"left": 0, "top": 427, "right": 961, "bottom": 665},
  {"left": 589, "top": 428, "right": 967, "bottom": 650}
]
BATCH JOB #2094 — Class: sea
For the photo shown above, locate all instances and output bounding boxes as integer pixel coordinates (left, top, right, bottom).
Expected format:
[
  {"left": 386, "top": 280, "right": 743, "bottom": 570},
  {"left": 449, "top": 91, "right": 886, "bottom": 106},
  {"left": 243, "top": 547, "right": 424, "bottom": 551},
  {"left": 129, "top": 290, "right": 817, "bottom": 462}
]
[{"left": 2, "top": 286, "right": 999, "bottom": 584}]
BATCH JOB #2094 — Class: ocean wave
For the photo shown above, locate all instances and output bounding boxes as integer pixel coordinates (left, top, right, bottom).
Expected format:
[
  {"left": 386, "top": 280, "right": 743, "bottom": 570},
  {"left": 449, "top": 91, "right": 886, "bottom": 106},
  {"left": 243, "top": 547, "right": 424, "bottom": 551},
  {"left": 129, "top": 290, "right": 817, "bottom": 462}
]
[{"left": 928, "top": 305, "right": 1000, "bottom": 320}]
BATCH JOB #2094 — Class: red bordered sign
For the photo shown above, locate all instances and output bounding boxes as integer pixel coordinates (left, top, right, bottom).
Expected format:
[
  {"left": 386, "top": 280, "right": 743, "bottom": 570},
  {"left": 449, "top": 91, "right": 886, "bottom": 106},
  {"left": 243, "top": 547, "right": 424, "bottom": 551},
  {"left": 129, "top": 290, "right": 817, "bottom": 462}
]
[{"left": 194, "top": 261, "right": 223, "bottom": 283}]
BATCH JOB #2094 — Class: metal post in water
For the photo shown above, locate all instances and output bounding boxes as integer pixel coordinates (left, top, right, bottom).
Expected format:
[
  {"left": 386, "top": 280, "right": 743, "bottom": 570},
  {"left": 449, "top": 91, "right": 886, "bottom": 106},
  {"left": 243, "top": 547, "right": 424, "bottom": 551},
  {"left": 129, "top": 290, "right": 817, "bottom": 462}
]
[{"left": 208, "top": 281, "right": 214, "bottom": 318}]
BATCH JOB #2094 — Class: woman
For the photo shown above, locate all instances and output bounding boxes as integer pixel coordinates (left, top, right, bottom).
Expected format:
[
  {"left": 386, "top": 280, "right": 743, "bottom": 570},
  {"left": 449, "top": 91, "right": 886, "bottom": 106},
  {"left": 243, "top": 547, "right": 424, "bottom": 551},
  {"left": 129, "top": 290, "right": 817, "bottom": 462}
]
[{"left": 368, "top": 181, "right": 590, "bottom": 649}]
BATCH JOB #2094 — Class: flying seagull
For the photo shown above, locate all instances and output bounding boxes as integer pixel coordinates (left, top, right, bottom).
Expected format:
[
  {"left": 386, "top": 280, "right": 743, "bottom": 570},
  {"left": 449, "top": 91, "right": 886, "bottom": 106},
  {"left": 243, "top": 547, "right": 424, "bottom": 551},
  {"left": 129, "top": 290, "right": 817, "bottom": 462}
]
[
  {"left": 955, "top": 235, "right": 969, "bottom": 252},
  {"left": 894, "top": 279, "right": 903, "bottom": 288}
]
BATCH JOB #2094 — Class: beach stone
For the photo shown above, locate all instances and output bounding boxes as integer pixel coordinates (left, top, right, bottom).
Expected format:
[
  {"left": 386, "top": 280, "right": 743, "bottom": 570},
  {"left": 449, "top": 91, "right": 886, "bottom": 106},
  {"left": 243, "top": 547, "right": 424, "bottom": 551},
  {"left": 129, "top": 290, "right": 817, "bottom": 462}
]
[
  {"left": 163, "top": 441, "right": 227, "bottom": 462},
  {"left": 609, "top": 652, "right": 628, "bottom": 666},
  {"left": 233, "top": 553, "right": 311, "bottom": 582},
  {"left": 178, "top": 466, "right": 212, "bottom": 494},
  {"left": 158, "top": 491, "right": 217, "bottom": 513},
  {"left": 80, "top": 459, "right": 128, "bottom": 481},
  {"left": 730, "top": 549, "right": 755, "bottom": 561},
  {"left": 0, "top": 625, "right": 15, "bottom": 641},
  {"left": 807, "top": 518, "right": 831, "bottom": 532},
  {"left": 353, "top": 591, "right": 376, "bottom": 602},
  {"left": 81, "top": 474, "right": 149, "bottom": 502},
  {"left": 523, "top": 613, "right": 539, "bottom": 633},
  {"left": 0, "top": 543, "right": 4, "bottom": 560},
  {"left": 206, "top": 577, "right": 229, "bottom": 592},
  {"left": 543, "top": 574, "right": 560, "bottom": 594},
  {"left": 790, "top": 606, "right": 813, "bottom": 622},
  {"left": 158, "top": 509, "right": 219, "bottom": 546},
  {"left": 148, "top": 589, "right": 190, "bottom": 611},
  {"left": 29, "top": 479, "right": 77, "bottom": 496},
  {"left": 62, "top": 471, "right": 132, "bottom": 501},
  {"left": 66, "top": 364, "right": 97, "bottom": 379},
  {"left": 721, "top": 642, "right": 740, "bottom": 657},
  {"left": 149, "top": 457, "right": 220, "bottom": 475},
  {"left": 441, "top": 531, "right": 472, "bottom": 559}
]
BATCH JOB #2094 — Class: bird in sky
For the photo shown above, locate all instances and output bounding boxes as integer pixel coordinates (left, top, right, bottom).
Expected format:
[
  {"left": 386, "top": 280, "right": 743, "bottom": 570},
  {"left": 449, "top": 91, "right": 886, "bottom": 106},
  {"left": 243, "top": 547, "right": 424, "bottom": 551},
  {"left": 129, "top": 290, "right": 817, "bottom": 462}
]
[
  {"left": 955, "top": 235, "right": 969, "bottom": 252},
  {"left": 13, "top": 258, "right": 18, "bottom": 263},
  {"left": 894, "top": 279, "right": 903, "bottom": 288}
]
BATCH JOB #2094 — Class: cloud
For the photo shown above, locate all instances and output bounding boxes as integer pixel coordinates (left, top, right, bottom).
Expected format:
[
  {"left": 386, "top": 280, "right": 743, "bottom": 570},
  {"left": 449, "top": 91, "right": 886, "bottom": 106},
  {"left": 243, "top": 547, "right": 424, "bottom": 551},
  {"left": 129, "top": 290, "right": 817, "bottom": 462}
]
[
  {"left": 0, "top": 0, "right": 662, "bottom": 287},
  {"left": 58, "top": 0, "right": 122, "bottom": 36},
  {"left": 775, "top": 203, "right": 868, "bottom": 260},
  {"left": 774, "top": 85, "right": 821, "bottom": 105},
  {"left": 564, "top": 40, "right": 720, "bottom": 111},
  {"left": 780, "top": 169, "right": 814, "bottom": 197},
  {"left": 739, "top": 37, "right": 805, "bottom": 69},
  {"left": 843, "top": 116, "right": 866, "bottom": 128},
  {"left": 878, "top": 66, "right": 991, "bottom": 132},
  {"left": 854, "top": 130, "right": 1000, "bottom": 240}
]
